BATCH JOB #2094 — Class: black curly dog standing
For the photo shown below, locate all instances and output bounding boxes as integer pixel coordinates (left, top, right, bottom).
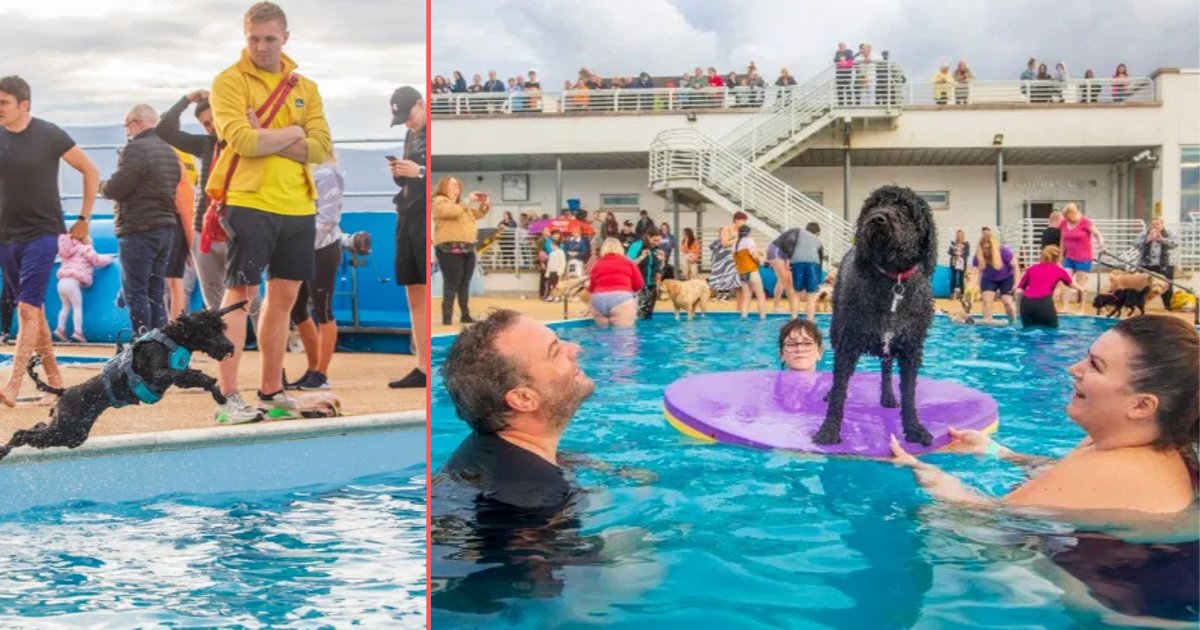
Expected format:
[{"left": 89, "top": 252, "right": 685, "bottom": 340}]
[
  {"left": 814, "top": 185, "right": 937, "bottom": 446},
  {"left": 0, "top": 302, "right": 246, "bottom": 462}
]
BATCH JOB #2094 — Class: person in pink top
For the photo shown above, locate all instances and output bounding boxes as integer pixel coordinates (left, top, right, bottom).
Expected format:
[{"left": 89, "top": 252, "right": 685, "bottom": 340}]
[
  {"left": 54, "top": 233, "right": 114, "bottom": 342},
  {"left": 587, "top": 238, "right": 644, "bottom": 328},
  {"left": 1016, "top": 245, "right": 1084, "bottom": 328},
  {"left": 1059, "top": 203, "right": 1106, "bottom": 313}
]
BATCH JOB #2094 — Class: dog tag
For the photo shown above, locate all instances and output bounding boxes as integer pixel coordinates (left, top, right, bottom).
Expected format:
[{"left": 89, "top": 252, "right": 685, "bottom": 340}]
[{"left": 890, "top": 282, "right": 905, "bottom": 313}]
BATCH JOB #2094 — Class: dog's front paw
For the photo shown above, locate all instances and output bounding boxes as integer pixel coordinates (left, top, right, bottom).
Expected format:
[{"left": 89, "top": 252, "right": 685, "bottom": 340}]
[
  {"left": 903, "top": 422, "right": 933, "bottom": 447},
  {"left": 812, "top": 422, "right": 843, "bottom": 445}
]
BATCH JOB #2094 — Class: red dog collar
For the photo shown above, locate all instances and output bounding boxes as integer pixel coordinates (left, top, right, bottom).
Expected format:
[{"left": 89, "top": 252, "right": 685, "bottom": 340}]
[{"left": 879, "top": 266, "right": 919, "bottom": 282}]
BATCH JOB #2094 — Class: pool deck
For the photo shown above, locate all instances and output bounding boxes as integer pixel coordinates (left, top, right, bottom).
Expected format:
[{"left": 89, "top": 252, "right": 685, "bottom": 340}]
[
  {"left": 433, "top": 292, "right": 1196, "bottom": 334},
  {"left": 0, "top": 346, "right": 425, "bottom": 443}
]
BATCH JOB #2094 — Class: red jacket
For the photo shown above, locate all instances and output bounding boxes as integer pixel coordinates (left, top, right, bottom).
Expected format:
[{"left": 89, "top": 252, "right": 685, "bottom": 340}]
[{"left": 589, "top": 254, "right": 644, "bottom": 293}]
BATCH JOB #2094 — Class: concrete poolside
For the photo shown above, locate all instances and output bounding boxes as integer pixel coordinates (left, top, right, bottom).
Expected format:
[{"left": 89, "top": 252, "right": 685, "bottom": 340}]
[
  {"left": 0, "top": 346, "right": 424, "bottom": 442},
  {"left": 433, "top": 289, "right": 1196, "bottom": 334}
]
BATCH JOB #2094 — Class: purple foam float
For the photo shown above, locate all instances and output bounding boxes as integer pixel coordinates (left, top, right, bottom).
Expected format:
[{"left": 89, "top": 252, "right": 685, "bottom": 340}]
[{"left": 663, "top": 371, "right": 999, "bottom": 457}]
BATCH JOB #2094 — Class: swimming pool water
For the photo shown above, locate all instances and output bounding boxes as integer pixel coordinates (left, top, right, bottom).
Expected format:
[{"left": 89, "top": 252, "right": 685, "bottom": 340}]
[
  {"left": 0, "top": 465, "right": 426, "bottom": 627},
  {"left": 431, "top": 314, "right": 1199, "bottom": 629}
]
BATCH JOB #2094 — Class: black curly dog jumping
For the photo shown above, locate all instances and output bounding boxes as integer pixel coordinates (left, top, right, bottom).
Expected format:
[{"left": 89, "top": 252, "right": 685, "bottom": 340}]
[
  {"left": 0, "top": 302, "right": 246, "bottom": 462},
  {"left": 814, "top": 185, "right": 937, "bottom": 447}
]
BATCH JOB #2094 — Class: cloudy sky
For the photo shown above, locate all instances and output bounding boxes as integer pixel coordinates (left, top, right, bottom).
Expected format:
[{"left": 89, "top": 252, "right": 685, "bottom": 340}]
[
  {"left": 0, "top": 0, "right": 425, "bottom": 140},
  {"left": 432, "top": 0, "right": 1199, "bottom": 87}
]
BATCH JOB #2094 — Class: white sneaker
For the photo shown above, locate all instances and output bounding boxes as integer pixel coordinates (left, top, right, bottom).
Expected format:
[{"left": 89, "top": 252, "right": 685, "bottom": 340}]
[
  {"left": 257, "top": 389, "right": 302, "bottom": 420},
  {"left": 214, "top": 392, "right": 264, "bottom": 425}
]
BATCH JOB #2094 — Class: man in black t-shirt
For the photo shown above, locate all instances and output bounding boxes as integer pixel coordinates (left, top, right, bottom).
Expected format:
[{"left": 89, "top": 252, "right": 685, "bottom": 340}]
[
  {"left": 0, "top": 76, "right": 99, "bottom": 406},
  {"left": 437, "top": 309, "right": 596, "bottom": 514},
  {"left": 387, "top": 85, "right": 428, "bottom": 390}
]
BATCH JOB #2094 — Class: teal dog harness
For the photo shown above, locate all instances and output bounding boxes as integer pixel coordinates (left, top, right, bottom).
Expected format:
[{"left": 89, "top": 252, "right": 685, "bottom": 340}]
[{"left": 101, "top": 330, "right": 193, "bottom": 407}]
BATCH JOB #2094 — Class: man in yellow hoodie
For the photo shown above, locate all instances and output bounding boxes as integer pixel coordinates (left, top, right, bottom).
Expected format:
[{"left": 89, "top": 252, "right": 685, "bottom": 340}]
[{"left": 205, "top": 2, "right": 332, "bottom": 424}]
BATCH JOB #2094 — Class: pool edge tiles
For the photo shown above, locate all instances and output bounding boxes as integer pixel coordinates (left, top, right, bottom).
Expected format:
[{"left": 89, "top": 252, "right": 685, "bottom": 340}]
[{"left": 0, "top": 412, "right": 427, "bottom": 515}]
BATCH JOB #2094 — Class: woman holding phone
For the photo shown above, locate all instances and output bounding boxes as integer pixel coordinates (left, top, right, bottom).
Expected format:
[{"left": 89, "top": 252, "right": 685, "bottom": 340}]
[{"left": 432, "top": 176, "right": 490, "bottom": 325}]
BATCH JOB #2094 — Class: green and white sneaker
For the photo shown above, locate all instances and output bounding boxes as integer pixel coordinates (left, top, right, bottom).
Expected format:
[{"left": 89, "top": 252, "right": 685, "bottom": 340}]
[
  {"left": 214, "top": 392, "right": 264, "bottom": 425},
  {"left": 257, "top": 389, "right": 302, "bottom": 420}
]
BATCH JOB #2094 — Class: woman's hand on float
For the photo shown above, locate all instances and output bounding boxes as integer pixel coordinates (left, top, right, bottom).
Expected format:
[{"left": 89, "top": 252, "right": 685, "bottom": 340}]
[
  {"left": 890, "top": 436, "right": 982, "bottom": 502},
  {"left": 941, "top": 426, "right": 992, "bottom": 455}
]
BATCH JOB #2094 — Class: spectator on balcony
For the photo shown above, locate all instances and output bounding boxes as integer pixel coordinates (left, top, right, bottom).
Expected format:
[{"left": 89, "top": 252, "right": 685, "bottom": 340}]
[
  {"left": 1060, "top": 203, "right": 1105, "bottom": 313},
  {"left": 733, "top": 76, "right": 752, "bottom": 108},
  {"left": 1137, "top": 217, "right": 1178, "bottom": 310},
  {"left": 432, "top": 75, "right": 450, "bottom": 94},
  {"left": 1052, "top": 62, "right": 1069, "bottom": 102},
  {"left": 465, "top": 74, "right": 484, "bottom": 113},
  {"left": 1080, "top": 69, "right": 1101, "bottom": 103},
  {"left": 855, "top": 44, "right": 874, "bottom": 105},
  {"left": 834, "top": 42, "right": 855, "bottom": 106},
  {"left": 1018, "top": 57, "right": 1037, "bottom": 100},
  {"left": 878, "top": 51, "right": 905, "bottom": 105},
  {"left": 775, "top": 68, "right": 797, "bottom": 104},
  {"left": 681, "top": 227, "right": 701, "bottom": 280},
  {"left": 1032, "top": 63, "right": 1053, "bottom": 103},
  {"left": 450, "top": 71, "right": 467, "bottom": 93},
  {"left": 507, "top": 77, "right": 523, "bottom": 92},
  {"left": 932, "top": 65, "right": 954, "bottom": 105},
  {"left": 483, "top": 70, "right": 505, "bottom": 93},
  {"left": 747, "top": 71, "right": 767, "bottom": 107},
  {"left": 523, "top": 71, "right": 542, "bottom": 112},
  {"left": 634, "top": 72, "right": 654, "bottom": 110},
  {"left": 706, "top": 67, "right": 724, "bottom": 88},
  {"left": 467, "top": 74, "right": 484, "bottom": 93},
  {"left": 1112, "top": 63, "right": 1130, "bottom": 102},
  {"left": 953, "top": 59, "right": 973, "bottom": 105}
]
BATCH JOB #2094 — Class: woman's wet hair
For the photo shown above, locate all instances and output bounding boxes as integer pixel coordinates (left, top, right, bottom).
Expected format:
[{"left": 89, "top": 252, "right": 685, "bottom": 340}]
[
  {"left": 1111, "top": 315, "right": 1199, "bottom": 473},
  {"left": 778, "top": 319, "right": 824, "bottom": 355}
]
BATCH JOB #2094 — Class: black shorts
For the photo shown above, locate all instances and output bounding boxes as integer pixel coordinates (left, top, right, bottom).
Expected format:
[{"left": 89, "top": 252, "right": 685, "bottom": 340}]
[
  {"left": 165, "top": 223, "right": 189, "bottom": 279},
  {"left": 222, "top": 205, "right": 316, "bottom": 287},
  {"left": 981, "top": 275, "right": 1014, "bottom": 296},
  {"left": 1020, "top": 295, "right": 1059, "bottom": 328},
  {"left": 394, "top": 210, "right": 426, "bottom": 287}
]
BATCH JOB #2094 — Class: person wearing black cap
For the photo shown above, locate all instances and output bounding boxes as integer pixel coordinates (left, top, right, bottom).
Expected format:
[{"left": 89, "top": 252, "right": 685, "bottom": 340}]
[{"left": 388, "top": 85, "right": 428, "bottom": 389}]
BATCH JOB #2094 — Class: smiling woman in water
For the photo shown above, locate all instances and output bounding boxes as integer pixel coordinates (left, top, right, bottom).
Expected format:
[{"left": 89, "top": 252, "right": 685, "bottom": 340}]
[{"left": 891, "top": 314, "right": 1198, "bottom": 515}]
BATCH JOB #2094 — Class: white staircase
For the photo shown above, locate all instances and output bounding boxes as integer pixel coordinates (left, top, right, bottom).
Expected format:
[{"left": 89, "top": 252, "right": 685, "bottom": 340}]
[
  {"left": 649, "top": 128, "right": 854, "bottom": 262},
  {"left": 649, "top": 63, "right": 903, "bottom": 263}
]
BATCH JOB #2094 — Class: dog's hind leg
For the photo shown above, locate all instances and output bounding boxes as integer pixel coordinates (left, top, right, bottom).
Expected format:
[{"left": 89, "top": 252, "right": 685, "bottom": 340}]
[
  {"left": 814, "top": 350, "right": 861, "bottom": 445},
  {"left": 879, "top": 357, "right": 899, "bottom": 408},
  {"left": 898, "top": 350, "right": 933, "bottom": 446}
]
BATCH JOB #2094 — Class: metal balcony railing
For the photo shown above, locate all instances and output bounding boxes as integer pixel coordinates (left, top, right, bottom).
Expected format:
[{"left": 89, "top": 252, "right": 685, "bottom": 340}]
[
  {"left": 1000, "top": 218, "right": 1199, "bottom": 271},
  {"left": 432, "top": 75, "right": 1157, "bottom": 117}
]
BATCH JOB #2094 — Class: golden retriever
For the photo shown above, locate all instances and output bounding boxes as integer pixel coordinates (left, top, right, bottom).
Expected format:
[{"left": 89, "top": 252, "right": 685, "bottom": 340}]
[
  {"left": 660, "top": 279, "right": 711, "bottom": 320},
  {"left": 552, "top": 277, "right": 592, "bottom": 317}
]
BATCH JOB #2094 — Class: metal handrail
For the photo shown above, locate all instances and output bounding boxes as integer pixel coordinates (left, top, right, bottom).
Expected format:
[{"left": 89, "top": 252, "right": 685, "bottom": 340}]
[
  {"left": 649, "top": 127, "right": 854, "bottom": 262},
  {"left": 906, "top": 77, "right": 1156, "bottom": 106},
  {"left": 432, "top": 75, "right": 1158, "bottom": 116}
]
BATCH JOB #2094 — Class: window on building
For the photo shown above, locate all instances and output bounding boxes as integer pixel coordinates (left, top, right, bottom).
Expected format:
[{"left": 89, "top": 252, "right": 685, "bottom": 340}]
[
  {"left": 599, "top": 193, "right": 640, "bottom": 211},
  {"left": 917, "top": 191, "right": 950, "bottom": 211},
  {"left": 801, "top": 191, "right": 824, "bottom": 205},
  {"left": 1182, "top": 146, "right": 1199, "bottom": 221}
]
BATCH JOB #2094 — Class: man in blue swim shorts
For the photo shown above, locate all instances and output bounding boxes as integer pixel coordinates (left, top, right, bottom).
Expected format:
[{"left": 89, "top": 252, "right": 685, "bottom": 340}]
[
  {"left": 788, "top": 222, "right": 825, "bottom": 321},
  {"left": 0, "top": 76, "right": 99, "bottom": 406}
]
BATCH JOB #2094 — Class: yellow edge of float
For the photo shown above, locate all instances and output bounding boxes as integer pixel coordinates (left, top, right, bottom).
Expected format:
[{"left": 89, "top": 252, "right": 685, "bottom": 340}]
[{"left": 664, "top": 407, "right": 1000, "bottom": 452}]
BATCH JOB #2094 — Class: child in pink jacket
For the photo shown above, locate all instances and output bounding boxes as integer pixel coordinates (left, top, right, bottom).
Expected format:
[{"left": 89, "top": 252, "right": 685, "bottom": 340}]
[{"left": 55, "top": 234, "right": 113, "bottom": 343}]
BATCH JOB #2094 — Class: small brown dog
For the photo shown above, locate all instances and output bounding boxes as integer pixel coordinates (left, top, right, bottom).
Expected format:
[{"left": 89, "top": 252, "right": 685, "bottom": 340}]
[
  {"left": 815, "top": 267, "right": 838, "bottom": 312},
  {"left": 551, "top": 277, "right": 592, "bottom": 317},
  {"left": 660, "top": 279, "right": 712, "bottom": 320}
]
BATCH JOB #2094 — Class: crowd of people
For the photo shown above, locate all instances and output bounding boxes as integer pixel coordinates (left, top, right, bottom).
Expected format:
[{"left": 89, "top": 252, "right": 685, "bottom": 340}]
[
  {"left": 0, "top": 2, "right": 429, "bottom": 424},
  {"left": 436, "top": 50, "right": 1141, "bottom": 114}
]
